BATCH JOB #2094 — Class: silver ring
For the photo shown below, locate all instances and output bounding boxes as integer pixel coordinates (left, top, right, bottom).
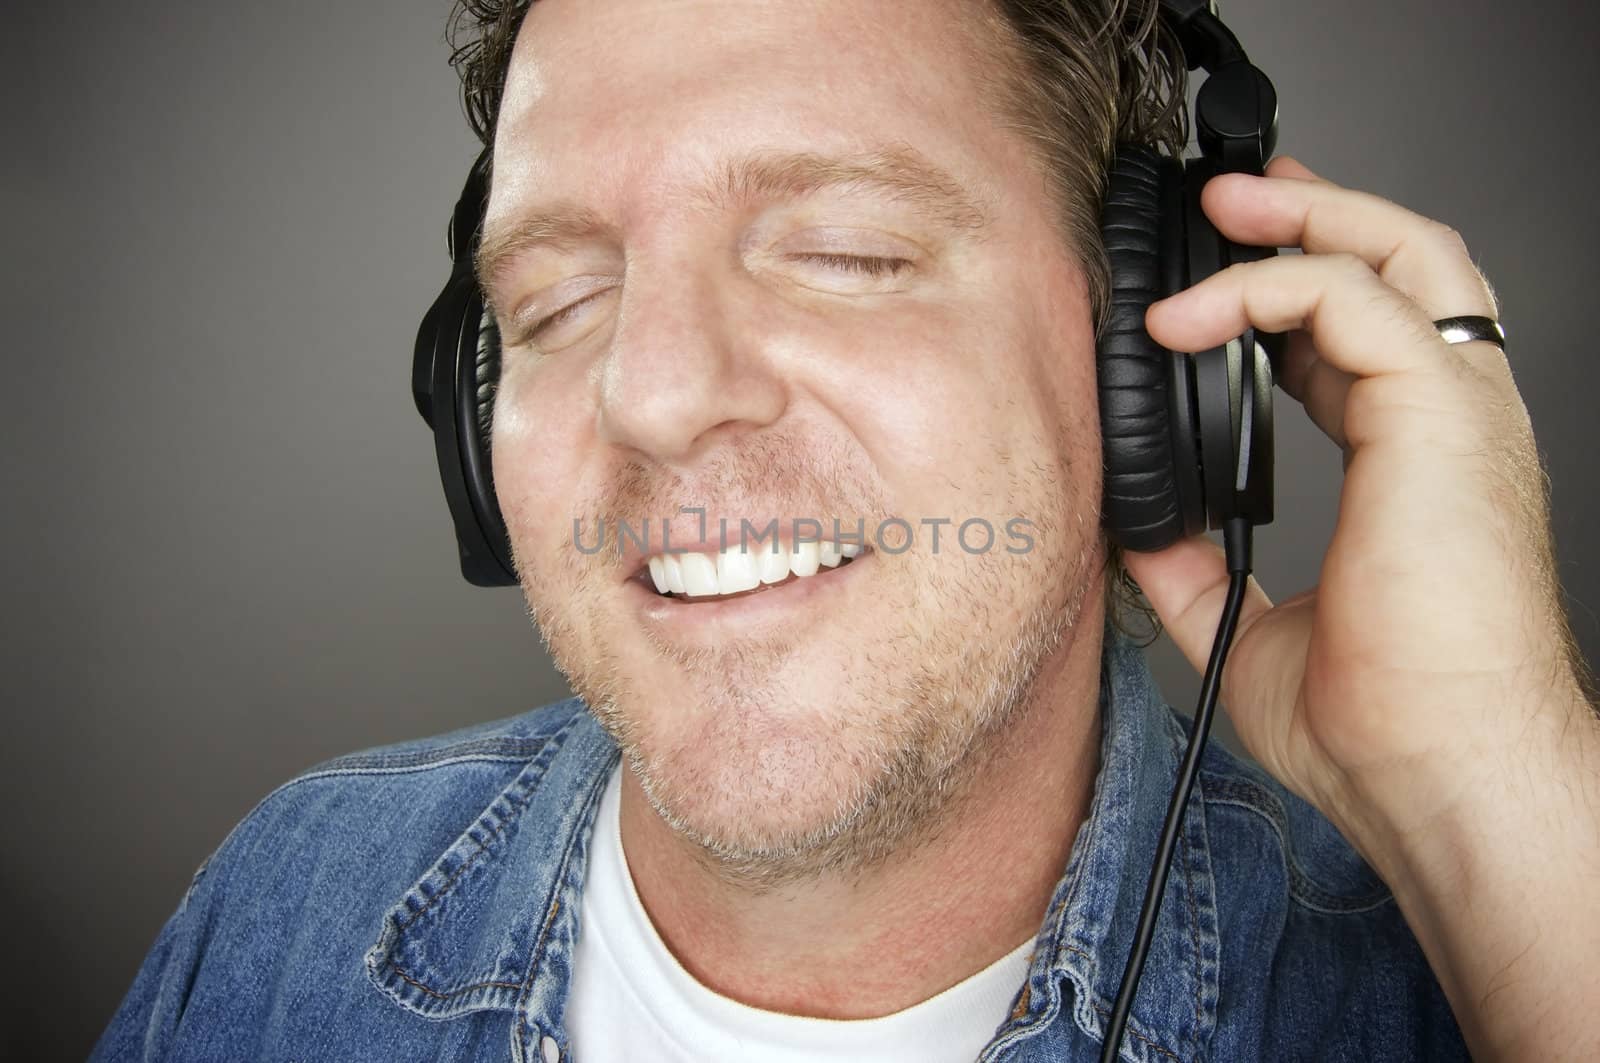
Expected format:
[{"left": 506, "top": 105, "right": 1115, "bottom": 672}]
[{"left": 1433, "top": 316, "right": 1506, "bottom": 350}]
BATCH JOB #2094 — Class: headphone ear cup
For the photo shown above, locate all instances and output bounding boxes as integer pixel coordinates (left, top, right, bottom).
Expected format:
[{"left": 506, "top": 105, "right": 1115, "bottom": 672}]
[
  {"left": 1097, "top": 145, "right": 1205, "bottom": 553},
  {"left": 414, "top": 147, "right": 518, "bottom": 586},
  {"left": 473, "top": 310, "right": 501, "bottom": 466},
  {"left": 416, "top": 276, "right": 517, "bottom": 588},
  {"left": 454, "top": 298, "right": 516, "bottom": 585}
]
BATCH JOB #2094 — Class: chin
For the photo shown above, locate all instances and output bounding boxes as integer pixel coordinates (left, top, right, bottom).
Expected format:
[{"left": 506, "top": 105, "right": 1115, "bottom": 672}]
[
  {"left": 596, "top": 643, "right": 885, "bottom": 851},
  {"left": 638, "top": 714, "right": 882, "bottom": 857},
  {"left": 583, "top": 616, "right": 1036, "bottom": 887}
]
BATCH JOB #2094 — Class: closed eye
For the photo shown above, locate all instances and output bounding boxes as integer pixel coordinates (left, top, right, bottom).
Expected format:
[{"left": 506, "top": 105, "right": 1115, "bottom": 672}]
[
  {"left": 531, "top": 294, "right": 598, "bottom": 336},
  {"left": 795, "top": 253, "right": 913, "bottom": 276},
  {"left": 512, "top": 288, "right": 613, "bottom": 349},
  {"left": 513, "top": 254, "right": 913, "bottom": 348}
]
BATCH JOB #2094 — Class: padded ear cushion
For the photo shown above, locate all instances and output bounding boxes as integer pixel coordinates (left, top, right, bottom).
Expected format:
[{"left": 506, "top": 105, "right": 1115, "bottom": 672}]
[
  {"left": 466, "top": 305, "right": 513, "bottom": 569},
  {"left": 1097, "top": 145, "right": 1196, "bottom": 553},
  {"left": 473, "top": 309, "right": 501, "bottom": 462}
]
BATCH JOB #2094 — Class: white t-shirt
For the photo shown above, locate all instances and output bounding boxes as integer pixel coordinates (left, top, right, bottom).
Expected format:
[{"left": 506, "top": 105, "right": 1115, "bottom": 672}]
[{"left": 566, "top": 764, "right": 1035, "bottom": 1062}]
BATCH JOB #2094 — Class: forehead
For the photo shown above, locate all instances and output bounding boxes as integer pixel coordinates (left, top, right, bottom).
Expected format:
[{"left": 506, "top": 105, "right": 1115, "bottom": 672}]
[
  {"left": 503, "top": 0, "right": 997, "bottom": 103},
  {"left": 487, "top": 0, "right": 1015, "bottom": 221}
]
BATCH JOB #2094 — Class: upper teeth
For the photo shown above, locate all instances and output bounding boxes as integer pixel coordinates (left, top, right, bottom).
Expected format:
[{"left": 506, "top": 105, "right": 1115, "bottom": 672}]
[{"left": 646, "top": 540, "right": 863, "bottom": 597}]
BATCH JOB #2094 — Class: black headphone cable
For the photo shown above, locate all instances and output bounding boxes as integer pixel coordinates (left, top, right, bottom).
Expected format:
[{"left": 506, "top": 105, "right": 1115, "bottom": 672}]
[{"left": 1098, "top": 516, "right": 1254, "bottom": 1063}]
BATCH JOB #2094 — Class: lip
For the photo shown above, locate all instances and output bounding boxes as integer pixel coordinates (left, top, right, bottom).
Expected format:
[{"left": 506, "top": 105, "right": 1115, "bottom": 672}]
[{"left": 627, "top": 549, "right": 872, "bottom": 645}]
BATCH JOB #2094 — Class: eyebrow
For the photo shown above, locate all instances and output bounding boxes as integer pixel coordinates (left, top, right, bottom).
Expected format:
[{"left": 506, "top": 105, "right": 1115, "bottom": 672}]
[{"left": 474, "top": 146, "right": 992, "bottom": 305}]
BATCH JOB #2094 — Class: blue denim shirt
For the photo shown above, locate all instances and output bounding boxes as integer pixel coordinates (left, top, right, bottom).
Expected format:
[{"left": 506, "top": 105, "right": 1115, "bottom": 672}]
[{"left": 93, "top": 620, "right": 1468, "bottom": 1062}]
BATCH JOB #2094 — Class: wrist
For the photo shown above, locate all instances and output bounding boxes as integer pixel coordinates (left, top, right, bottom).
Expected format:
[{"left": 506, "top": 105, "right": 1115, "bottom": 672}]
[
  {"left": 1331, "top": 682, "right": 1598, "bottom": 884},
  {"left": 1327, "top": 686, "right": 1600, "bottom": 1057}
]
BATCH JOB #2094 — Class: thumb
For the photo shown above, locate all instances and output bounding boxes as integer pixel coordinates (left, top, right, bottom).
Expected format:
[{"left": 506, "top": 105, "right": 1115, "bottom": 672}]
[
  {"left": 1265, "top": 154, "right": 1324, "bottom": 182},
  {"left": 1120, "top": 535, "right": 1276, "bottom": 676}
]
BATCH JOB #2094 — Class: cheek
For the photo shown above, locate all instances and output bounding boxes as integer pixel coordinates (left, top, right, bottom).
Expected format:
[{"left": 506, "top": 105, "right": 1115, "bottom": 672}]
[
  {"left": 1031, "top": 279, "right": 1103, "bottom": 487},
  {"left": 801, "top": 288, "right": 1098, "bottom": 518},
  {"left": 974, "top": 247, "right": 1104, "bottom": 506},
  {"left": 803, "top": 306, "right": 1004, "bottom": 500},
  {"left": 491, "top": 363, "right": 614, "bottom": 673},
  {"left": 490, "top": 355, "right": 594, "bottom": 568}
]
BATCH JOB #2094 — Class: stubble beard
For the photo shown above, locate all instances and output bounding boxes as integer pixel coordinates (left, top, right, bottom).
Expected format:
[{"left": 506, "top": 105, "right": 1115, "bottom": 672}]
[
  {"left": 511, "top": 428, "right": 1101, "bottom": 893},
  {"left": 522, "top": 513, "right": 1099, "bottom": 895}
]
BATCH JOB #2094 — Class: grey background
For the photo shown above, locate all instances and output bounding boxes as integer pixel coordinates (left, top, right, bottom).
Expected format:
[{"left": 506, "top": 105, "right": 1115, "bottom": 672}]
[{"left": 5, "top": 1, "right": 1596, "bottom": 1057}]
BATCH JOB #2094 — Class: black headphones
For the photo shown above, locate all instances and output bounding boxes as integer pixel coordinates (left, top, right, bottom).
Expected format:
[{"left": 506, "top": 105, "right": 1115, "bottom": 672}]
[{"left": 412, "top": 0, "right": 1278, "bottom": 585}]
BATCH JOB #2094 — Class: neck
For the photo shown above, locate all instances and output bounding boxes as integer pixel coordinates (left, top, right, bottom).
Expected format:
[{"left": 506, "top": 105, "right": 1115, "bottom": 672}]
[{"left": 617, "top": 600, "right": 1108, "bottom": 1019}]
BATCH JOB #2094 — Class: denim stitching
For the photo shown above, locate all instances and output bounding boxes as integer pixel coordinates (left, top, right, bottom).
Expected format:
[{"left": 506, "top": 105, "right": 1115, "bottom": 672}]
[
  {"left": 1061, "top": 941, "right": 1092, "bottom": 964},
  {"left": 396, "top": 773, "right": 541, "bottom": 934},
  {"left": 1063, "top": 943, "right": 1188, "bottom": 1058},
  {"left": 978, "top": 971, "right": 1065, "bottom": 1061},
  {"left": 1091, "top": 1002, "right": 1183, "bottom": 1062},
  {"left": 264, "top": 700, "right": 585, "bottom": 809},
  {"left": 387, "top": 963, "right": 523, "bottom": 1000},
  {"left": 1048, "top": 667, "right": 1117, "bottom": 949},
  {"left": 515, "top": 743, "right": 620, "bottom": 1053},
  {"left": 523, "top": 747, "right": 614, "bottom": 982},
  {"left": 1009, "top": 983, "right": 1032, "bottom": 1021},
  {"left": 513, "top": 894, "right": 565, "bottom": 1056},
  {"left": 316, "top": 736, "right": 552, "bottom": 772},
  {"left": 1180, "top": 828, "right": 1205, "bottom": 1035},
  {"left": 1167, "top": 713, "right": 1209, "bottom": 1044},
  {"left": 1204, "top": 777, "right": 1394, "bottom": 914},
  {"left": 381, "top": 712, "right": 580, "bottom": 962},
  {"left": 248, "top": 751, "right": 550, "bottom": 830}
]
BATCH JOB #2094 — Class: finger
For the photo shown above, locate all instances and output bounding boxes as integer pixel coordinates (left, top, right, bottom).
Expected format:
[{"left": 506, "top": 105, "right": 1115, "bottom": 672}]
[
  {"left": 1120, "top": 535, "right": 1275, "bottom": 678},
  {"left": 1277, "top": 329, "right": 1355, "bottom": 450},
  {"left": 1197, "top": 170, "right": 1498, "bottom": 323},
  {"left": 1146, "top": 252, "right": 1452, "bottom": 387},
  {"left": 1264, "top": 155, "right": 1324, "bottom": 182}
]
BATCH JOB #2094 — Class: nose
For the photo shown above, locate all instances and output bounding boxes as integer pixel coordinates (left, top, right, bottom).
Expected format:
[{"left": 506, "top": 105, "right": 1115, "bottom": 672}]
[{"left": 594, "top": 258, "right": 787, "bottom": 464}]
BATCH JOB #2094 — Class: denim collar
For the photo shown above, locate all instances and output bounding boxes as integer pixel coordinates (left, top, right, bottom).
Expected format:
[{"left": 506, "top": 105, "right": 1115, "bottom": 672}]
[
  {"left": 363, "top": 704, "right": 621, "bottom": 1060},
  {"left": 365, "top": 616, "right": 1215, "bottom": 1063},
  {"left": 982, "top": 618, "right": 1219, "bottom": 1062}
]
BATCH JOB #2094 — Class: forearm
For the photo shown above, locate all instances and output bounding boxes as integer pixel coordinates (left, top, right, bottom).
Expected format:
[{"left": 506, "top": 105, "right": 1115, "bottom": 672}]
[{"left": 1347, "top": 686, "right": 1600, "bottom": 1060}]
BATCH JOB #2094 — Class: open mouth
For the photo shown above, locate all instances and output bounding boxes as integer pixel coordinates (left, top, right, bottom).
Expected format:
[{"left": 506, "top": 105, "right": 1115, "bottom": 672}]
[{"left": 635, "top": 540, "right": 869, "bottom": 603}]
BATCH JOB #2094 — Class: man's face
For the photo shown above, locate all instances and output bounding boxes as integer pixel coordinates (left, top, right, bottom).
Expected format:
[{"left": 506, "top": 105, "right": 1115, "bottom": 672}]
[{"left": 484, "top": 0, "right": 1105, "bottom": 882}]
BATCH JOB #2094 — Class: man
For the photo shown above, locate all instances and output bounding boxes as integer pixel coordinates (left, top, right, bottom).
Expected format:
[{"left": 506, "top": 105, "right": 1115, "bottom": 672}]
[{"left": 95, "top": 0, "right": 1599, "bottom": 1060}]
